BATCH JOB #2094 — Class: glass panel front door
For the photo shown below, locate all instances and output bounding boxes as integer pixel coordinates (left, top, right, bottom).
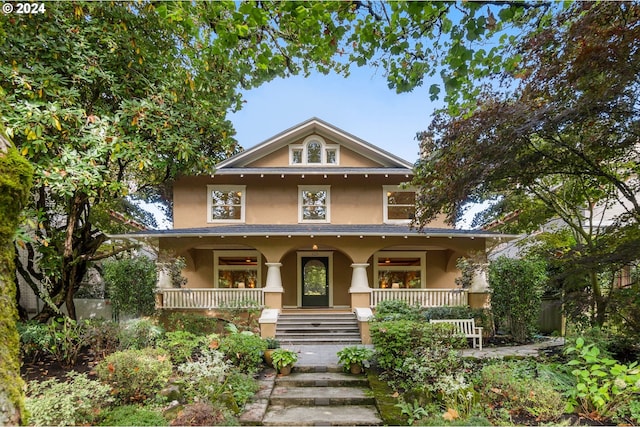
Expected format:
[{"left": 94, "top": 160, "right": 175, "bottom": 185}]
[{"left": 301, "top": 257, "right": 329, "bottom": 307}]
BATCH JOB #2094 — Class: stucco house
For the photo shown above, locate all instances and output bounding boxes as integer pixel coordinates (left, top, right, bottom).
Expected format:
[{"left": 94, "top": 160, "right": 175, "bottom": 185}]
[{"left": 112, "top": 118, "right": 513, "bottom": 342}]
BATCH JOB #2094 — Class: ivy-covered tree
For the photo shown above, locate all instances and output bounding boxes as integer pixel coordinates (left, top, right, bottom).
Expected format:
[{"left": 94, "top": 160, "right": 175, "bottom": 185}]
[
  {"left": 0, "top": 126, "right": 32, "bottom": 425},
  {"left": 411, "top": 2, "right": 640, "bottom": 328}
]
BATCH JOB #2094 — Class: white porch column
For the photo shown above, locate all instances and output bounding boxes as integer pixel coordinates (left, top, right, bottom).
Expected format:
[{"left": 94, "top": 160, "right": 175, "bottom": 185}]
[
  {"left": 263, "top": 262, "right": 284, "bottom": 310},
  {"left": 469, "top": 264, "right": 490, "bottom": 309},
  {"left": 156, "top": 262, "right": 172, "bottom": 289},
  {"left": 349, "top": 263, "right": 371, "bottom": 293},
  {"left": 264, "top": 262, "right": 284, "bottom": 292},
  {"left": 349, "top": 263, "right": 371, "bottom": 310}
]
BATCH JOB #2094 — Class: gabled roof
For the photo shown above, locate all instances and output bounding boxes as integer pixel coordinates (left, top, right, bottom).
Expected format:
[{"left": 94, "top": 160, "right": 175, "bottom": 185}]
[{"left": 215, "top": 117, "right": 414, "bottom": 170}]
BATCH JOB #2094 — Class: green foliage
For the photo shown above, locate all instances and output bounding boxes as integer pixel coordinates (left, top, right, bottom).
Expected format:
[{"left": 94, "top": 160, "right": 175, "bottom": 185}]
[
  {"left": 478, "top": 360, "right": 564, "bottom": 422},
  {"left": 371, "top": 320, "right": 465, "bottom": 374},
  {"left": 564, "top": 337, "right": 640, "bottom": 422},
  {"left": 225, "top": 372, "right": 260, "bottom": 409},
  {"left": 17, "top": 321, "right": 50, "bottom": 362},
  {"left": 488, "top": 257, "right": 547, "bottom": 343},
  {"left": 118, "top": 318, "right": 164, "bottom": 350},
  {"left": 157, "top": 330, "right": 207, "bottom": 364},
  {"left": 337, "top": 346, "right": 374, "bottom": 372},
  {"left": 219, "top": 331, "right": 267, "bottom": 374},
  {"left": 396, "top": 398, "right": 430, "bottom": 425},
  {"left": 176, "top": 349, "right": 230, "bottom": 403},
  {"left": 99, "top": 405, "right": 168, "bottom": 426},
  {"left": 82, "top": 318, "right": 121, "bottom": 358},
  {"left": 373, "top": 299, "right": 423, "bottom": 322},
  {"left": 103, "top": 257, "right": 158, "bottom": 317},
  {"left": 271, "top": 348, "right": 299, "bottom": 371},
  {"left": 164, "top": 311, "right": 219, "bottom": 336},
  {"left": 43, "top": 317, "right": 90, "bottom": 367},
  {"left": 95, "top": 348, "right": 173, "bottom": 403},
  {"left": 169, "top": 401, "right": 236, "bottom": 427},
  {"left": 264, "top": 337, "right": 280, "bottom": 349},
  {"left": 25, "top": 371, "right": 114, "bottom": 427}
]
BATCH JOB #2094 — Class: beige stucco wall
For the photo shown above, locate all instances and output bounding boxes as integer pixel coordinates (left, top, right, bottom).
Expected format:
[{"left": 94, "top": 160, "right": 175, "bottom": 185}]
[{"left": 173, "top": 174, "right": 449, "bottom": 229}]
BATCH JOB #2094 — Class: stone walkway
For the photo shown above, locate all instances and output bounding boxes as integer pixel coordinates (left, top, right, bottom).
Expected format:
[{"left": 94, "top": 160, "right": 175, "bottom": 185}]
[
  {"left": 240, "top": 338, "right": 567, "bottom": 425},
  {"left": 461, "top": 336, "right": 565, "bottom": 358}
]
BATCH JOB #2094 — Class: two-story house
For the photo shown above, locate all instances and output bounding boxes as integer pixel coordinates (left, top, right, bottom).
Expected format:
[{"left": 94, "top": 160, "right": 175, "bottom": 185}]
[{"left": 113, "top": 118, "right": 512, "bottom": 341}]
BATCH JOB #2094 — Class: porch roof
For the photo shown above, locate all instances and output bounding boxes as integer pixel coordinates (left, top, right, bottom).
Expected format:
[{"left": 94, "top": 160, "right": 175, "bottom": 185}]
[{"left": 109, "top": 224, "right": 520, "bottom": 241}]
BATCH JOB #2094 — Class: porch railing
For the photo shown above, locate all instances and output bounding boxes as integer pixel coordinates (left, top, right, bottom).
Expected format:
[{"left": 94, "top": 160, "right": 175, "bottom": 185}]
[
  {"left": 370, "top": 288, "right": 468, "bottom": 308},
  {"left": 159, "top": 288, "right": 264, "bottom": 309}
]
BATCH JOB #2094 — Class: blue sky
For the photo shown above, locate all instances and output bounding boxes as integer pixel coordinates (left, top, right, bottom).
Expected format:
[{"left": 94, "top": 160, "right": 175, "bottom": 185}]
[{"left": 229, "top": 66, "right": 443, "bottom": 164}]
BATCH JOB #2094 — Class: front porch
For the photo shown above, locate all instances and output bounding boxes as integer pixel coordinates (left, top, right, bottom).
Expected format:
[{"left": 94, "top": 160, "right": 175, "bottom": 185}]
[{"left": 156, "top": 287, "right": 470, "bottom": 310}]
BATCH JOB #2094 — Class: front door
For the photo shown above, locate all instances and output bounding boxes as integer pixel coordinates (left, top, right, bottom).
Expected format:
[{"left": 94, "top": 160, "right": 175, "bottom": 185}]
[{"left": 301, "top": 256, "right": 329, "bottom": 307}]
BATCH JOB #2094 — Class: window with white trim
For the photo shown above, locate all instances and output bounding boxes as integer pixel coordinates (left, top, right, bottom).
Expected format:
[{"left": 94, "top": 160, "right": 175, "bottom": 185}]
[
  {"left": 289, "top": 136, "right": 339, "bottom": 165},
  {"left": 214, "top": 251, "right": 262, "bottom": 288},
  {"left": 383, "top": 186, "right": 416, "bottom": 224},
  {"left": 298, "top": 185, "right": 330, "bottom": 223},
  {"left": 373, "top": 251, "right": 425, "bottom": 289},
  {"left": 207, "top": 185, "right": 246, "bottom": 223}
]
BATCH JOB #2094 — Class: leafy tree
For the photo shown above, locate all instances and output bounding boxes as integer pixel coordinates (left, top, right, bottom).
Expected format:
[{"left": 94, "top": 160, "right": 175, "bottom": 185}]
[
  {"left": 489, "top": 257, "right": 547, "bottom": 343},
  {"left": 0, "top": 127, "right": 32, "bottom": 425},
  {"left": 411, "top": 2, "right": 640, "bottom": 327},
  {"left": 103, "top": 256, "right": 157, "bottom": 318},
  {"left": 1, "top": 1, "right": 558, "bottom": 320}
]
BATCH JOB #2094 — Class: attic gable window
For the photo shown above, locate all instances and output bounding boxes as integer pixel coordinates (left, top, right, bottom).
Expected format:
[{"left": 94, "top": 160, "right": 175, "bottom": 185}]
[
  {"left": 289, "top": 135, "right": 339, "bottom": 166},
  {"left": 207, "top": 185, "right": 246, "bottom": 223},
  {"left": 383, "top": 185, "right": 416, "bottom": 224}
]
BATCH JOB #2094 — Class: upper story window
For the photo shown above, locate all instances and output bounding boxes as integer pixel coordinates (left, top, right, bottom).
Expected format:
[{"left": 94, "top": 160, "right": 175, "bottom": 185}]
[
  {"left": 383, "top": 185, "right": 416, "bottom": 224},
  {"left": 299, "top": 185, "right": 330, "bottom": 223},
  {"left": 290, "top": 136, "right": 339, "bottom": 166},
  {"left": 207, "top": 185, "right": 246, "bottom": 223}
]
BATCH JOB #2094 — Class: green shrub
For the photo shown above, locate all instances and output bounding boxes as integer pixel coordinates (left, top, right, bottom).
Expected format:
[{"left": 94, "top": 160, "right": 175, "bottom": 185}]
[
  {"left": 564, "top": 337, "right": 640, "bottom": 422},
  {"left": 394, "top": 346, "right": 465, "bottom": 401},
  {"left": 99, "top": 405, "right": 168, "bottom": 426},
  {"left": 26, "top": 371, "right": 114, "bottom": 426},
  {"left": 489, "top": 256, "right": 547, "bottom": 343},
  {"left": 479, "top": 360, "right": 565, "bottom": 422},
  {"left": 225, "top": 372, "right": 260, "bottom": 409},
  {"left": 83, "top": 318, "right": 120, "bottom": 357},
  {"left": 103, "top": 256, "right": 158, "bottom": 317},
  {"left": 373, "top": 299, "right": 423, "bottom": 322},
  {"left": 169, "top": 401, "right": 237, "bottom": 426},
  {"left": 371, "top": 320, "right": 465, "bottom": 373},
  {"left": 118, "top": 318, "right": 164, "bottom": 350},
  {"left": 17, "top": 321, "right": 50, "bottom": 362},
  {"left": 96, "top": 348, "right": 173, "bottom": 403},
  {"left": 164, "top": 312, "right": 220, "bottom": 335},
  {"left": 176, "top": 349, "right": 230, "bottom": 402},
  {"left": 219, "top": 331, "right": 267, "bottom": 374},
  {"left": 157, "top": 330, "right": 207, "bottom": 364},
  {"left": 43, "top": 317, "right": 89, "bottom": 367}
]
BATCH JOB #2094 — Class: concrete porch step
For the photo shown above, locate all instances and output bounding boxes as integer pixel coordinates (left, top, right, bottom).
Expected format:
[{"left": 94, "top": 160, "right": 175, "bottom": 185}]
[
  {"left": 262, "top": 404, "right": 383, "bottom": 426},
  {"left": 276, "top": 312, "right": 362, "bottom": 345}
]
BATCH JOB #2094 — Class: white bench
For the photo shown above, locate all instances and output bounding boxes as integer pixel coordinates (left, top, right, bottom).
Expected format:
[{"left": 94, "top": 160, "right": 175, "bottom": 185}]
[{"left": 429, "top": 318, "right": 483, "bottom": 349}]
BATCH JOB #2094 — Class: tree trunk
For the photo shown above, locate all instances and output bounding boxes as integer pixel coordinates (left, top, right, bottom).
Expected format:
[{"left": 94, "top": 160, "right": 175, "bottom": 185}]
[{"left": 0, "top": 130, "right": 33, "bottom": 426}]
